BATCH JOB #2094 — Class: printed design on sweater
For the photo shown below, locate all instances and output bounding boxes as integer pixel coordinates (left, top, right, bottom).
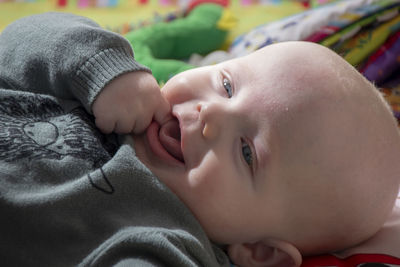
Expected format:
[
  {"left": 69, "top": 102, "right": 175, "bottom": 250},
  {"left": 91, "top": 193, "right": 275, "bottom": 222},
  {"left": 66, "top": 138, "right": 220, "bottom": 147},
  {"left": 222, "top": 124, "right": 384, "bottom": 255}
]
[{"left": 0, "top": 94, "right": 118, "bottom": 194}]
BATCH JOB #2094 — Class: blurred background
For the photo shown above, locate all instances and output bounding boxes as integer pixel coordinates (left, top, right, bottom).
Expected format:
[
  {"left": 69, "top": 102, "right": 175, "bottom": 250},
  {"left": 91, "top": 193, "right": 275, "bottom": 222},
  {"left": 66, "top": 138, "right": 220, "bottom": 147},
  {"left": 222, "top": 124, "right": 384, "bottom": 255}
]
[{"left": 0, "top": 0, "right": 306, "bottom": 41}]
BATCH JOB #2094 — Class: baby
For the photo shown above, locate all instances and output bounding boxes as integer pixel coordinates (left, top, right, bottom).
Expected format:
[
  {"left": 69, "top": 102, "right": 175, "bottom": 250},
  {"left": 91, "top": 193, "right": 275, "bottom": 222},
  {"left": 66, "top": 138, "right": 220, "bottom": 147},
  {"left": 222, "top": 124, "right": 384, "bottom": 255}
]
[
  {"left": 103, "top": 41, "right": 400, "bottom": 265},
  {"left": 1, "top": 12, "right": 400, "bottom": 267}
]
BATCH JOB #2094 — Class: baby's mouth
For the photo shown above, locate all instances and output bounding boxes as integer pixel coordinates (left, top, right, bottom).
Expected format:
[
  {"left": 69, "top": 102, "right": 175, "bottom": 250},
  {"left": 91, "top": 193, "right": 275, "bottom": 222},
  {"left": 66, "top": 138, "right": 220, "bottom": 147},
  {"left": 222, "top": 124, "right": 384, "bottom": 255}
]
[{"left": 159, "top": 117, "right": 184, "bottom": 163}]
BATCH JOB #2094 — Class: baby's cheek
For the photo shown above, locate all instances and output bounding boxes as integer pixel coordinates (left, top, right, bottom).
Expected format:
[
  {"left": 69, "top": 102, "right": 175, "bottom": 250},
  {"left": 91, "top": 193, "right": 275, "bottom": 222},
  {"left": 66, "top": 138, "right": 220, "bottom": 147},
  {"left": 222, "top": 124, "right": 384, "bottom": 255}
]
[
  {"left": 187, "top": 150, "right": 221, "bottom": 189},
  {"left": 189, "top": 153, "right": 244, "bottom": 207}
]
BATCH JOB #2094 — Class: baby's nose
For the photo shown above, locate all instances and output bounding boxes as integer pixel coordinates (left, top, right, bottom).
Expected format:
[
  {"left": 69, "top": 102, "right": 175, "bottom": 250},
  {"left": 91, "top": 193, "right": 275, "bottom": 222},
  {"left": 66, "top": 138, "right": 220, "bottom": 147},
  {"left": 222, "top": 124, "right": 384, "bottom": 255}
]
[
  {"left": 197, "top": 103, "right": 223, "bottom": 140},
  {"left": 202, "top": 122, "right": 218, "bottom": 139}
]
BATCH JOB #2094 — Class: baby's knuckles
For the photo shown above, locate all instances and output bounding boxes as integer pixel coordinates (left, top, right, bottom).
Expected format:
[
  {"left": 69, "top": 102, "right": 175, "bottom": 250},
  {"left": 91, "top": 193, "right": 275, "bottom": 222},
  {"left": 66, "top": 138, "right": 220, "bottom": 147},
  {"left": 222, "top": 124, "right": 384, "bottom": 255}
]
[{"left": 93, "top": 71, "right": 166, "bottom": 134}]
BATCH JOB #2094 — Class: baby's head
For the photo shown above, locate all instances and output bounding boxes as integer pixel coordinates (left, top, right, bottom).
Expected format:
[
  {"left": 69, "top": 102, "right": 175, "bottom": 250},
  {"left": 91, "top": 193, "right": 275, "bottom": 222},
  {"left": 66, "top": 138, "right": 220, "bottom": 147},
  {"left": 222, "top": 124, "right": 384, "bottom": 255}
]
[{"left": 133, "top": 41, "right": 400, "bottom": 266}]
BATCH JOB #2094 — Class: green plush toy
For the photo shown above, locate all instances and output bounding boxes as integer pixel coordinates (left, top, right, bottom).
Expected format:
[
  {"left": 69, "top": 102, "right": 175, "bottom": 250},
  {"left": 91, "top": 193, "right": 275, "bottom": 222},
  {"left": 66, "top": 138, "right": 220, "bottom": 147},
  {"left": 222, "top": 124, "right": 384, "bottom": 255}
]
[{"left": 124, "top": 3, "right": 234, "bottom": 84}]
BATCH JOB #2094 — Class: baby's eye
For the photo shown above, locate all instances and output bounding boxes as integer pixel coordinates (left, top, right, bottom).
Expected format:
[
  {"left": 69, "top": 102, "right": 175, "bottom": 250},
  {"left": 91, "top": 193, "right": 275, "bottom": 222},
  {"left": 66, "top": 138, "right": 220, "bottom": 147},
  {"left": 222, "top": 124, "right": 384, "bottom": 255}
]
[
  {"left": 223, "top": 78, "right": 233, "bottom": 98},
  {"left": 241, "top": 139, "right": 253, "bottom": 167}
]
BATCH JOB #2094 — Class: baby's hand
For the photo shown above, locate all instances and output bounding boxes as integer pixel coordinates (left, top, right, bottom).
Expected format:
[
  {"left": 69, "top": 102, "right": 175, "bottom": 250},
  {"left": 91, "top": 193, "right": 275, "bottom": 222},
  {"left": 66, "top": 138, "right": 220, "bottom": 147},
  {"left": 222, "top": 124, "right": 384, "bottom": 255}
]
[{"left": 92, "top": 71, "right": 170, "bottom": 134}]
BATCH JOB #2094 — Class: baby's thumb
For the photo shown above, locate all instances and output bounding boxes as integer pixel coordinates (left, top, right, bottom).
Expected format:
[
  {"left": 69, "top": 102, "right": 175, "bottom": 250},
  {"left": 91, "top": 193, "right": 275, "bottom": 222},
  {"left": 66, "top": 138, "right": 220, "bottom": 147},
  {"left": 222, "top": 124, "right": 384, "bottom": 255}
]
[{"left": 154, "top": 96, "right": 172, "bottom": 125}]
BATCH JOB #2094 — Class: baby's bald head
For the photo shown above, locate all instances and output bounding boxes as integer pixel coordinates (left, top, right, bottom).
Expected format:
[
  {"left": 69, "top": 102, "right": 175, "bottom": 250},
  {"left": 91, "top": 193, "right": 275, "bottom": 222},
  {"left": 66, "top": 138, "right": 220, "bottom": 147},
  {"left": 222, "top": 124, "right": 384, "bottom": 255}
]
[{"left": 266, "top": 42, "right": 400, "bottom": 254}]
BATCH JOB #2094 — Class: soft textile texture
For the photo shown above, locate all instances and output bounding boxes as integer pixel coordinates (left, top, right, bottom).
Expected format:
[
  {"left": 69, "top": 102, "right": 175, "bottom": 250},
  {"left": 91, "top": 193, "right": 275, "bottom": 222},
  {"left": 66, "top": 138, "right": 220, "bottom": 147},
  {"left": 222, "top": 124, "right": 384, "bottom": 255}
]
[{"left": 0, "top": 12, "right": 230, "bottom": 267}]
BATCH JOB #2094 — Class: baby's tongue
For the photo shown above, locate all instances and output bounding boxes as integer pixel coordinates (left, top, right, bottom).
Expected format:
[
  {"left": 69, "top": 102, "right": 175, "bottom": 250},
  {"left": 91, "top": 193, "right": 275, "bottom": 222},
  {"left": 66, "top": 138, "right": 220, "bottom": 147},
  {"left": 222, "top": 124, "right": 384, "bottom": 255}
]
[{"left": 159, "top": 118, "right": 183, "bottom": 162}]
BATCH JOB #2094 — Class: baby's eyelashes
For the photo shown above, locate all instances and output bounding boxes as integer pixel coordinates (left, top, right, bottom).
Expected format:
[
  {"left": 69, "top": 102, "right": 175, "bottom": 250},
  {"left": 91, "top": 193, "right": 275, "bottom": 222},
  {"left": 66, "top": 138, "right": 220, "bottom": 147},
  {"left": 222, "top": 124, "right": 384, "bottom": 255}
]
[
  {"left": 223, "top": 78, "right": 233, "bottom": 98},
  {"left": 241, "top": 138, "right": 253, "bottom": 167}
]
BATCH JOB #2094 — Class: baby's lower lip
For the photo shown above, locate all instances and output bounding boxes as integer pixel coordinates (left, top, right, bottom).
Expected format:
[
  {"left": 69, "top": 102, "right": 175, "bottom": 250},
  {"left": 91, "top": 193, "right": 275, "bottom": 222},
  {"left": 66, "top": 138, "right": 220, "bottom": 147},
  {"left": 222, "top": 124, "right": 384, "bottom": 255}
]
[{"left": 146, "top": 121, "right": 184, "bottom": 167}]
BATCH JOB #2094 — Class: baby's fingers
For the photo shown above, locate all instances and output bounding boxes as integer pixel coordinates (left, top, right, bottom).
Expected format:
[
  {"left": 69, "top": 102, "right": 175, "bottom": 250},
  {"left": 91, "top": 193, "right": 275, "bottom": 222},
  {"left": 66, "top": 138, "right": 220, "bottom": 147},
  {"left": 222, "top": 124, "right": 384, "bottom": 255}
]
[
  {"left": 154, "top": 94, "right": 172, "bottom": 125},
  {"left": 114, "top": 118, "right": 134, "bottom": 134},
  {"left": 131, "top": 105, "right": 154, "bottom": 134},
  {"left": 95, "top": 115, "right": 116, "bottom": 134}
]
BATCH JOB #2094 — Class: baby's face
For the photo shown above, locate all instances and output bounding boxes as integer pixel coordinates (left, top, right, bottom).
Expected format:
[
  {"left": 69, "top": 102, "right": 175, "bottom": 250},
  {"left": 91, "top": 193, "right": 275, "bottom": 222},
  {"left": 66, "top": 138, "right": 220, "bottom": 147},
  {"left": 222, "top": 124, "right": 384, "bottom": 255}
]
[
  {"left": 133, "top": 42, "right": 400, "bottom": 252},
  {"left": 134, "top": 42, "right": 325, "bottom": 244},
  {"left": 134, "top": 44, "right": 292, "bottom": 245}
]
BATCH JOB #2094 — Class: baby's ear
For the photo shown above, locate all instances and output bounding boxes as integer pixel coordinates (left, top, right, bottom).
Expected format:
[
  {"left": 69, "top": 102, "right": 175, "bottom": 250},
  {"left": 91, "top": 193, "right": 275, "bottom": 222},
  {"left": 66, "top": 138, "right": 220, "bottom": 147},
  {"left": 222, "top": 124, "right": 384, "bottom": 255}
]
[{"left": 227, "top": 239, "right": 302, "bottom": 267}]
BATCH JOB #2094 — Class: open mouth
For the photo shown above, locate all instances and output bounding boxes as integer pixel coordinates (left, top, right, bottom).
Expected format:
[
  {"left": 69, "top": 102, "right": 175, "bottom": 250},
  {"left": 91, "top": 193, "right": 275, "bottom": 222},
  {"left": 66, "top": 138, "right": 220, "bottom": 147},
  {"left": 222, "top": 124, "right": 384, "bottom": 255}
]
[
  {"left": 146, "top": 116, "right": 184, "bottom": 166},
  {"left": 159, "top": 117, "right": 184, "bottom": 163}
]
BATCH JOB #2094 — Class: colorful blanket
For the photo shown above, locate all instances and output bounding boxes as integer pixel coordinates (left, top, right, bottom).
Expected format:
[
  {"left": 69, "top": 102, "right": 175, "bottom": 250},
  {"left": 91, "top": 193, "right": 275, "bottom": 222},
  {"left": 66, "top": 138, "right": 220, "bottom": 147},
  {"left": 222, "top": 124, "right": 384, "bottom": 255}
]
[{"left": 226, "top": 0, "right": 400, "bottom": 123}]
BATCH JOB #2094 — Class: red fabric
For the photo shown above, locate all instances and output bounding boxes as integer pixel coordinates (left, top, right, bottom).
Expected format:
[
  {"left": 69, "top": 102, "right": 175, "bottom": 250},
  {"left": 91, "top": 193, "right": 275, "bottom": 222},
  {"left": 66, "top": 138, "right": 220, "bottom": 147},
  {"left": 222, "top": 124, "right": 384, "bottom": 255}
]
[
  {"left": 302, "top": 254, "right": 400, "bottom": 266},
  {"left": 186, "top": 0, "right": 229, "bottom": 14}
]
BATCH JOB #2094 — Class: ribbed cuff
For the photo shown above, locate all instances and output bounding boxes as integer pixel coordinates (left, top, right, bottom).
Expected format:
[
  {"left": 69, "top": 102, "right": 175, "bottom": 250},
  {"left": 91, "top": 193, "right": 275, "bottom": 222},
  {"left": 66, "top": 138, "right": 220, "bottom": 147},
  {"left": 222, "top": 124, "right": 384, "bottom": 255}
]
[{"left": 72, "top": 46, "right": 151, "bottom": 113}]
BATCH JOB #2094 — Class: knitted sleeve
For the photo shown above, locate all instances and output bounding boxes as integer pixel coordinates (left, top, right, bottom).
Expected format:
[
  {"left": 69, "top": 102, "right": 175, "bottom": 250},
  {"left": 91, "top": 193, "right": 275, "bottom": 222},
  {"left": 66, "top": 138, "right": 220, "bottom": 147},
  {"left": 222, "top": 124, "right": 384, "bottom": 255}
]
[{"left": 0, "top": 12, "right": 150, "bottom": 113}]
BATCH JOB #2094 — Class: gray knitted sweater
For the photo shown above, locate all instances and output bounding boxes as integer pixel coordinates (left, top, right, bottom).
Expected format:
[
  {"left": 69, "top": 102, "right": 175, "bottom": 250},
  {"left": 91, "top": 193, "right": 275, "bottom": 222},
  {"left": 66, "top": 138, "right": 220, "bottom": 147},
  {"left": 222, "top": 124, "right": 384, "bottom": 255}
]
[{"left": 0, "top": 12, "right": 229, "bottom": 267}]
